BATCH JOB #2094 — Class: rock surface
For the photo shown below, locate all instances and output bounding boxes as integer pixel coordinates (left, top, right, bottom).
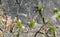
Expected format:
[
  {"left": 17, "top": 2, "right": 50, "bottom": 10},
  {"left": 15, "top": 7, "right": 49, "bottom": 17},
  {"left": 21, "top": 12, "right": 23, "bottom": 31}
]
[{"left": 0, "top": 0, "right": 60, "bottom": 37}]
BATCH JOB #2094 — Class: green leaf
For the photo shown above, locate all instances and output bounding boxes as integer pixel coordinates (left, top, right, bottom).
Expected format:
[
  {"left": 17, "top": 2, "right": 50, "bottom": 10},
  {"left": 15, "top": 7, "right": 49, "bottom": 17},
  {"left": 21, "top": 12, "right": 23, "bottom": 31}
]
[
  {"left": 17, "top": 20, "right": 22, "bottom": 30},
  {"left": 49, "top": 26, "right": 56, "bottom": 32},
  {"left": 0, "top": 4, "right": 3, "bottom": 9},
  {"left": 53, "top": 8, "right": 59, "bottom": 14},
  {"left": 37, "top": 4, "right": 43, "bottom": 11},
  {"left": 0, "top": 18, "right": 2, "bottom": 24},
  {"left": 57, "top": 14, "right": 60, "bottom": 19},
  {"left": 29, "top": 19, "right": 35, "bottom": 27}
]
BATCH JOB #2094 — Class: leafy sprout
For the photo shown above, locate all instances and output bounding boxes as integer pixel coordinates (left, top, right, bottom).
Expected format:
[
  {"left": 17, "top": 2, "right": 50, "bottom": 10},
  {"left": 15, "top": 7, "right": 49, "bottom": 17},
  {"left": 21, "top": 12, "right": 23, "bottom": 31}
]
[
  {"left": 0, "top": 18, "right": 2, "bottom": 24},
  {"left": 49, "top": 26, "right": 56, "bottom": 32},
  {"left": 53, "top": 8, "right": 59, "bottom": 14},
  {"left": 37, "top": 4, "right": 43, "bottom": 11},
  {"left": 17, "top": 19, "right": 22, "bottom": 30},
  {"left": 0, "top": 4, "right": 3, "bottom": 9},
  {"left": 29, "top": 19, "right": 36, "bottom": 28},
  {"left": 57, "top": 14, "right": 60, "bottom": 19}
]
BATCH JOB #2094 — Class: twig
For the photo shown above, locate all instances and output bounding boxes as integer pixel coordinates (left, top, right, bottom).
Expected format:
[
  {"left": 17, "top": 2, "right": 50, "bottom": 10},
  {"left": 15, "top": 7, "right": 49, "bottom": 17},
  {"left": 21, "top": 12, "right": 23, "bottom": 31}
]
[
  {"left": 15, "top": 0, "right": 21, "bottom": 37},
  {"left": 16, "top": 0, "right": 20, "bottom": 4},
  {"left": 34, "top": 9, "right": 46, "bottom": 37},
  {"left": 0, "top": 0, "right": 1, "bottom": 4},
  {"left": 53, "top": 32, "right": 56, "bottom": 37},
  {"left": 17, "top": 30, "right": 20, "bottom": 37}
]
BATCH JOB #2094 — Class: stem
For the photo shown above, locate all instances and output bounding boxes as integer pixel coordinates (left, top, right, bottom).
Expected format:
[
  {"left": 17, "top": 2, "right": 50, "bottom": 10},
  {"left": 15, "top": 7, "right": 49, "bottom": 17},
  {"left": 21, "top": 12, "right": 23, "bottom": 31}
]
[
  {"left": 16, "top": 0, "right": 21, "bottom": 12},
  {"left": 39, "top": 10, "right": 45, "bottom": 24},
  {"left": 34, "top": 31, "right": 39, "bottom": 37},
  {"left": 15, "top": 0, "right": 20, "bottom": 36},
  {"left": 27, "top": 27, "right": 30, "bottom": 37},
  {"left": 34, "top": 10, "right": 46, "bottom": 37},
  {"left": 16, "top": 0, "right": 20, "bottom": 4},
  {"left": 0, "top": 0, "right": 1, "bottom": 4},
  {"left": 17, "top": 30, "right": 20, "bottom": 37},
  {"left": 4, "top": 13, "right": 7, "bottom": 30},
  {"left": 52, "top": 31, "right": 56, "bottom": 37}
]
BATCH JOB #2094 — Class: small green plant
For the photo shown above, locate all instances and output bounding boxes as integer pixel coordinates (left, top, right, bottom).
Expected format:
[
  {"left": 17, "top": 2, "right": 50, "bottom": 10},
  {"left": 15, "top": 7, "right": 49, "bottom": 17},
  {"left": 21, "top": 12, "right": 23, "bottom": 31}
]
[
  {"left": 37, "top": 4, "right": 43, "bottom": 11},
  {"left": 16, "top": 19, "right": 22, "bottom": 37},
  {"left": 17, "top": 19, "right": 22, "bottom": 30},
  {"left": 0, "top": 18, "right": 2, "bottom": 24},
  {"left": 29, "top": 19, "right": 36, "bottom": 28},
  {"left": 0, "top": 4, "right": 3, "bottom": 9},
  {"left": 57, "top": 14, "right": 60, "bottom": 19},
  {"left": 49, "top": 26, "right": 56, "bottom": 32},
  {"left": 53, "top": 8, "right": 59, "bottom": 14},
  {"left": 53, "top": 8, "right": 60, "bottom": 19}
]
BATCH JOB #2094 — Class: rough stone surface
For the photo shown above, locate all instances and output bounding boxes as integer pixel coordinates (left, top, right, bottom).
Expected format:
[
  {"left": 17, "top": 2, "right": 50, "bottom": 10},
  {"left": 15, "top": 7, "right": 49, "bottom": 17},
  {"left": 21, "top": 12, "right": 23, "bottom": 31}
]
[{"left": 0, "top": 0, "right": 60, "bottom": 37}]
